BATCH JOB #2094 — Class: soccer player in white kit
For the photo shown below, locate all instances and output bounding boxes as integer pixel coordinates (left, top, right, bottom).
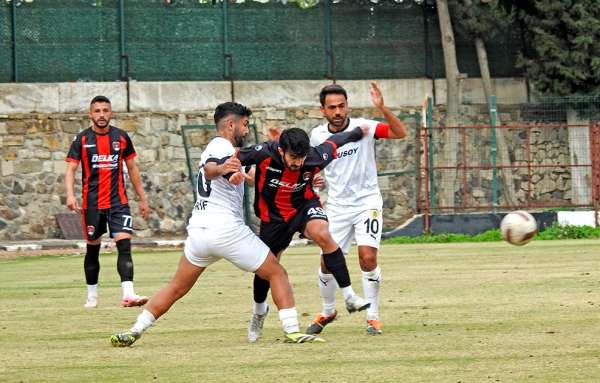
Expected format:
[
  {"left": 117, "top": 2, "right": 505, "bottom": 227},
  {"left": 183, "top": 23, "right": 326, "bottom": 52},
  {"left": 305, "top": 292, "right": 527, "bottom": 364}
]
[
  {"left": 110, "top": 102, "right": 323, "bottom": 346},
  {"left": 307, "top": 83, "right": 407, "bottom": 335}
]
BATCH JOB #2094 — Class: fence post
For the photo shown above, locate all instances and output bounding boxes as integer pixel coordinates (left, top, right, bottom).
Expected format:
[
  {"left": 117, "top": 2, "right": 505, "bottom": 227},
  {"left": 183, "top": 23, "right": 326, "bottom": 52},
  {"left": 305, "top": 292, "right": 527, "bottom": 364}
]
[
  {"left": 11, "top": 0, "right": 18, "bottom": 82},
  {"left": 426, "top": 96, "right": 435, "bottom": 210},
  {"left": 489, "top": 95, "right": 498, "bottom": 213}
]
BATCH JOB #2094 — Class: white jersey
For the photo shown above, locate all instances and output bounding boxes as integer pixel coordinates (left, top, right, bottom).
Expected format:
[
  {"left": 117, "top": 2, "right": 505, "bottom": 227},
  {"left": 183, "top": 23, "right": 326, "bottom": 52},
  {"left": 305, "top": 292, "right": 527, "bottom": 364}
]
[
  {"left": 310, "top": 117, "right": 383, "bottom": 209},
  {"left": 188, "top": 137, "right": 245, "bottom": 227}
]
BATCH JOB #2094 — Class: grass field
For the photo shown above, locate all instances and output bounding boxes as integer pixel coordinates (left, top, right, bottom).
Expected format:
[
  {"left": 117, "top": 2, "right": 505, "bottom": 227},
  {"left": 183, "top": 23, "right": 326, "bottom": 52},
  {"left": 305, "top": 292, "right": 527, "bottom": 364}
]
[{"left": 1, "top": 240, "right": 599, "bottom": 382}]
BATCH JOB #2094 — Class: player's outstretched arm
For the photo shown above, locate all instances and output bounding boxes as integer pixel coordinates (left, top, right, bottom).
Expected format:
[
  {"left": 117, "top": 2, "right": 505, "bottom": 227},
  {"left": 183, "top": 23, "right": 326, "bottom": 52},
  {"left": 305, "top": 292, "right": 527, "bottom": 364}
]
[
  {"left": 324, "top": 125, "right": 366, "bottom": 148},
  {"left": 204, "top": 152, "right": 241, "bottom": 180},
  {"left": 370, "top": 81, "right": 407, "bottom": 139},
  {"left": 310, "top": 126, "right": 367, "bottom": 169}
]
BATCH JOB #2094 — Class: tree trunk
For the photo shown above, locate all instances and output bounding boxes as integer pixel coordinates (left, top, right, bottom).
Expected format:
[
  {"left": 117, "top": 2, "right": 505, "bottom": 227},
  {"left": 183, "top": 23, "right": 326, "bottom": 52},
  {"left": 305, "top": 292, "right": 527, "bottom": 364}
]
[
  {"left": 474, "top": 37, "right": 494, "bottom": 104},
  {"left": 436, "top": 0, "right": 460, "bottom": 210},
  {"left": 566, "top": 108, "right": 591, "bottom": 205}
]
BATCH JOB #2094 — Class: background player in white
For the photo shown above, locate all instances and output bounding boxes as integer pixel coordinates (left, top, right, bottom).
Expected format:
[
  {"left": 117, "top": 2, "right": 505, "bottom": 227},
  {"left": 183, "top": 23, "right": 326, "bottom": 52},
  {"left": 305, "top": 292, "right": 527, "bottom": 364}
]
[
  {"left": 110, "top": 102, "right": 323, "bottom": 346},
  {"left": 307, "top": 82, "right": 407, "bottom": 335}
]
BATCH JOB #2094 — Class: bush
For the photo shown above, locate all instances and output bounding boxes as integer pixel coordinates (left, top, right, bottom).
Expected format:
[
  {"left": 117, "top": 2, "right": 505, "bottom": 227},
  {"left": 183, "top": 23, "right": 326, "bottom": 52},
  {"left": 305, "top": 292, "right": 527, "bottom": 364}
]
[
  {"left": 537, "top": 223, "right": 600, "bottom": 240},
  {"left": 383, "top": 224, "right": 600, "bottom": 244}
]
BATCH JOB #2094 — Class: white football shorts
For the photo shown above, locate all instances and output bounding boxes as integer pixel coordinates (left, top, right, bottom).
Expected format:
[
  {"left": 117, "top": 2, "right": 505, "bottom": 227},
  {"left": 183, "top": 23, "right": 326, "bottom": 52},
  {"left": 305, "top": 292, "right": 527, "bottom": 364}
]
[
  {"left": 326, "top": 205, "right": 383, "bottom": 254},
  {"left": 184, "top": 217, "right": 269, "bottom": 272}
]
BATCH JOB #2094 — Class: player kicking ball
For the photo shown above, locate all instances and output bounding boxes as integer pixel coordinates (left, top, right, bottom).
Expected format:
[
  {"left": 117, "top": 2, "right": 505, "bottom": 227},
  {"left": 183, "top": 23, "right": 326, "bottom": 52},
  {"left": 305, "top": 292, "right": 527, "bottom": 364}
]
[{"left": 111, "top": 102, "right": 323, "bottom": 347}]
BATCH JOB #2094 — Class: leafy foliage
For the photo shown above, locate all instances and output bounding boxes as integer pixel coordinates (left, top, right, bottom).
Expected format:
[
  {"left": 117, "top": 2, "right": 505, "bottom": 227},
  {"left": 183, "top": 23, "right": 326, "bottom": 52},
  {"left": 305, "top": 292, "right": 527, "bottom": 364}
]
[
  {"left": 450, "top": 0, "right": 514, "bottom": 42},
  {"left": 536, "top": 223, "right": 600, "bottom": 240},
  {"left": 384, "top": 224, "right": 600, "bottom": 244},
  {"left": 516, "top": 0, "right": 600, "bottom": 95}
]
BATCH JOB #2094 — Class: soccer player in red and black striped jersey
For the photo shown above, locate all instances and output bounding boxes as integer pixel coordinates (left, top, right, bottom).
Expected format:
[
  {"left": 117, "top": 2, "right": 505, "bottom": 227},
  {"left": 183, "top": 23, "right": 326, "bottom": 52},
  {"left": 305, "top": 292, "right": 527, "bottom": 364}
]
[
  {"left": 65, "top": 95, "right": 150, "bottom": 309},
  {"left": 238, "top": 126, "right": 371, "bottom": 342}
]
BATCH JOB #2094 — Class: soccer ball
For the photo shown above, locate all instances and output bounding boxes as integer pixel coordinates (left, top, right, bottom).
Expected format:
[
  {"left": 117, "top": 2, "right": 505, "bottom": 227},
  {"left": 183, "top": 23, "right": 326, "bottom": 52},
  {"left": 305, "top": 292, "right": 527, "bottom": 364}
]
[{"left": 500, "top": 210, "right": 538, "bottom": 246}]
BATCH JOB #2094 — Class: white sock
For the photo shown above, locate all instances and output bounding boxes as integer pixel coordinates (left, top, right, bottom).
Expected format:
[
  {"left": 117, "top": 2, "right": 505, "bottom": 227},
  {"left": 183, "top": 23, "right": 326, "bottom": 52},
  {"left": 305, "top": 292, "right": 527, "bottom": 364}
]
[
  {"left": 87, "top": 284, "right": 98, "bottom": 301},
  {"left": 341, "top": 286, "right": 357, "bottom": 301},
  {"left": 362, "top": 266, "right": 382, "bottom": 320},
  {"left": 121, "top": 281, "right": 135, "bottom": 298},
  {"left": 278, "top": 307, "right": 300, "bottom": 334},
  {"left": 253, "top": 301, "right": 269, "bottom": 315},
  {"left": 318, "top": 270, "right": 338, "bottom": 316},
  {"left": 130, "top": 309, "right": 156, "bottom": 334}
]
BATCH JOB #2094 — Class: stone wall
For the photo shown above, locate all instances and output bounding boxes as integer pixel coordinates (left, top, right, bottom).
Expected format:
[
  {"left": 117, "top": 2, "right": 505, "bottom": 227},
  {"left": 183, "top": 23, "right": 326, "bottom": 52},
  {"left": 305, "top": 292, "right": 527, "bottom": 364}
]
[{"left": 0, "top": 106, "right": 420, "bottom": 240}]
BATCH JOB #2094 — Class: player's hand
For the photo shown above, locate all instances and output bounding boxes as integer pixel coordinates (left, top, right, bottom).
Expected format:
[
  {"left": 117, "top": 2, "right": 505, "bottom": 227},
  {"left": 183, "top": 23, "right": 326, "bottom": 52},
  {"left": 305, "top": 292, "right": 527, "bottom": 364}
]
[
  {"left": 370, "top": 81, "right": 384, "bottom": 109},
  {"left": 360, "top": 124, "right": 370, "bottom": 136},
  {"left": 313, "top": 174, "right": 325, "bottom": 189},
  {"left": 139, "top": 200, "right": 150, "bottom": 220},
  {"left": 222, "top": 150, "right": 242, "bottom": 175},
  {"left": 66, "top": 196, "right": 81, "bottom": 212},
  {"left": 228, "top": 171, "right": 252, "bottom": 185},
  {"left": 267, "top": 127, "right": 282, "bottom": 141}
]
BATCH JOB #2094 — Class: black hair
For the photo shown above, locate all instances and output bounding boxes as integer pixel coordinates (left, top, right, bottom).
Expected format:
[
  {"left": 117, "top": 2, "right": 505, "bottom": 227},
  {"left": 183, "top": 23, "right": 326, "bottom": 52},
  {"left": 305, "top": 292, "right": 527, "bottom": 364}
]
[
  {"left": 319, "top": 84, "right": 347, "bottom": 106},
  {"left": 90, "top": 95, "right": 111, "bottom": 105},
  {"left": 213, "top": 102, "right": 252, "bottom": 125},
  {"left": 279, "top": 128, "right": 310, "bottom": 157}
]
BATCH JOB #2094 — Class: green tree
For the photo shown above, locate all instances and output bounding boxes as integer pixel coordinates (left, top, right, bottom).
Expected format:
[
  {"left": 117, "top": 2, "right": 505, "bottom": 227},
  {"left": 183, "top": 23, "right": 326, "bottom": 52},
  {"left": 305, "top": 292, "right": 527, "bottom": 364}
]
[
  {"left": 450, "top": 0, "right": 514, "bottom": 105},
  {"left": 517, "top": 0, "right": 600, "bottom": 96}
]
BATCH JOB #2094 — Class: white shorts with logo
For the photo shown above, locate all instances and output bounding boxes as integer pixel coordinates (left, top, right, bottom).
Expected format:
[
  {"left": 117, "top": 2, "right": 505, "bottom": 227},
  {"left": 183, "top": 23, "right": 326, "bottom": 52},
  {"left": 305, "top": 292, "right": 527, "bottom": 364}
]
[
  {"left": 326, "top": 204, "right": 383, "bottom": 254},
  {"left": 184, "top": 216, "right": 269, "bottom": 272}
]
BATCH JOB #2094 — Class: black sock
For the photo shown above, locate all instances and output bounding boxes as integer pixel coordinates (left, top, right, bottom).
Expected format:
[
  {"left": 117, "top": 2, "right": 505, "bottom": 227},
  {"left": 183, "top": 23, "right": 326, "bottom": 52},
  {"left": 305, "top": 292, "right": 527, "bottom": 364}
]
[
  {"left": 253, "top": 274, "right": 271, "bottom": 304},
  {"left": 84, "top": 243, "right": 101, "bottom": 285},
  {"left": 116, "top": 239, "right": 134, "bottom": 282},
  {"left": 322, "top": 247, "right": 351, "bottom": 288}
]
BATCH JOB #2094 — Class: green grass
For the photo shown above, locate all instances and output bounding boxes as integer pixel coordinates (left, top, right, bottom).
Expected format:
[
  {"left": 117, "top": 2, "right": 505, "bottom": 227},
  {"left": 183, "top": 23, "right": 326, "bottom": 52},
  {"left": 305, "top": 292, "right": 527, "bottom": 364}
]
[{"left": 1, "top": 241, "right": 600, "bottom": 382}]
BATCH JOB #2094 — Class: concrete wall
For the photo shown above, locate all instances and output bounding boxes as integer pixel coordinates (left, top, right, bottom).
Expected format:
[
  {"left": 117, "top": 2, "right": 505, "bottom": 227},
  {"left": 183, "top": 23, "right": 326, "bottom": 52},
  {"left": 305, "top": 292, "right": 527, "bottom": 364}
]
[{"left": 0, "top": 78, "right": 528, "bottom": 114}]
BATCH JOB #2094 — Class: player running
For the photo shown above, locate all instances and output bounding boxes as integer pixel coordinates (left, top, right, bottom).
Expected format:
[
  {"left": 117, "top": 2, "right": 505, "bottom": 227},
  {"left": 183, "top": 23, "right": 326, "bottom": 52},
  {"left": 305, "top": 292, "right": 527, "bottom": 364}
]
[
  {"left": 307, "top": 82, "right": 407, "bottom": 335},
  {"left": 110, "top": 102, "right": 323, "bottom": 347}
]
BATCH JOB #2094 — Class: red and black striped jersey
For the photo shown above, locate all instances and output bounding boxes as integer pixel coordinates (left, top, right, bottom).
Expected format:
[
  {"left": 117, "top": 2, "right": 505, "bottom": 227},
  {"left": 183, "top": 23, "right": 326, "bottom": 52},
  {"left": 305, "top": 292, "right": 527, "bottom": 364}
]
[
  {"left": 238, "top": 126, "right": 363, "bottom": 224},
  {"left": 66, "top": 126, "right": 136, "bottom": 209}
]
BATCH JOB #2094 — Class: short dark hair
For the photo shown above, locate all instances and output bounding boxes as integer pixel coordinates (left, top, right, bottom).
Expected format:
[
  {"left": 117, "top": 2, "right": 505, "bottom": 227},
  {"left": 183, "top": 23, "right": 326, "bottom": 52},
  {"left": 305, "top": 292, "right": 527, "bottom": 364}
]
[
  {"left": 213, "top": 102, "right": 252, "bottom": 125},
  {"left": 319, "top": 84, "right": 347, "bottom": 106},
  {"left": 90, "top": 95, "right": 111, "bottom": 105},
  {"left": 279, "top": 128, "right": 310, "bottom": 157}
]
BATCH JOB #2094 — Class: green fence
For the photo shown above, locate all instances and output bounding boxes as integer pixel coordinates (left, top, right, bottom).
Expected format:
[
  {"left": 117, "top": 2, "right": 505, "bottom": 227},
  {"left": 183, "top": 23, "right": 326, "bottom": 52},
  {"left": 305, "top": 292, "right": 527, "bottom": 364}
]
[{"left": 1, "top": 0, "right": 524, "bottom": 83}]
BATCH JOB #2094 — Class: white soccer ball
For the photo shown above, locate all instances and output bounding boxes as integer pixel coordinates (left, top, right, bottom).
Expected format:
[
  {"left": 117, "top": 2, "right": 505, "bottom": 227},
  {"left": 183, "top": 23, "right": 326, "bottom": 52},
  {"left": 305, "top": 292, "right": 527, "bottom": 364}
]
[{"left": 500, "top": 210, "right": 538, "bottom": 246}]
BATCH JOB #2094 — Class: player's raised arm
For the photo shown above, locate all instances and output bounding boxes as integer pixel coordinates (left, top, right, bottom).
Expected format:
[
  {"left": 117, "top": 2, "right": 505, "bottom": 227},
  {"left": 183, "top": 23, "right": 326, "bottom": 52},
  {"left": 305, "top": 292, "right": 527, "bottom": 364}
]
[{"left": 370, "top": 81, "right": 406, "bottom": 139}]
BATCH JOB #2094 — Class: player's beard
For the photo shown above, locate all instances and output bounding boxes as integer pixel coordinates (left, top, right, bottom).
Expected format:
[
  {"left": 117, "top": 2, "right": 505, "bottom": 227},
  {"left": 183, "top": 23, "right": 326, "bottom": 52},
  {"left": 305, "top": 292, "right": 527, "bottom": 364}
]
[
  {"left": 283, "top": 157, "right": 302, "bottom": 171},
  {"left": 234, "top": 132, "right": 247, "bottom": 147},
  {"left": 327, "top": 115, "right": 347, "bottom": 130},
  {"left": 93, "top": 117, "right": 110, "bottom": 129}
]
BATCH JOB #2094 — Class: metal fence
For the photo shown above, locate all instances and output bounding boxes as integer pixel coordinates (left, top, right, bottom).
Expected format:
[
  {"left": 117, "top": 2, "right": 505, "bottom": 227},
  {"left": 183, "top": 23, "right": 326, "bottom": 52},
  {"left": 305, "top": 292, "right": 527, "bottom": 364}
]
[
  {"left": 417, "top": 96, "right": 600, "bottom": 229},
  {"left": 1, "top": 0, "right": 524, "bottom": 82}
]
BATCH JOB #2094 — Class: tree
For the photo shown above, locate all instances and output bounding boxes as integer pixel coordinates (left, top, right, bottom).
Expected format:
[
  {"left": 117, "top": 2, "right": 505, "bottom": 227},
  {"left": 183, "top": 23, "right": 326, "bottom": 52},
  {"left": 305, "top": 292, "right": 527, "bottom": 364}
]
[
  {"left": 451, "top": 0, "right": 514, "bottom": 106},
  {"left": 517, "top": 0, "right": 600, "bottom": 96},
  {"left": 435, "top": 0, "right": 461, "bottom": 209},
  {"left": 451, "top": 0, "right": 517, "bottom": 206}
]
